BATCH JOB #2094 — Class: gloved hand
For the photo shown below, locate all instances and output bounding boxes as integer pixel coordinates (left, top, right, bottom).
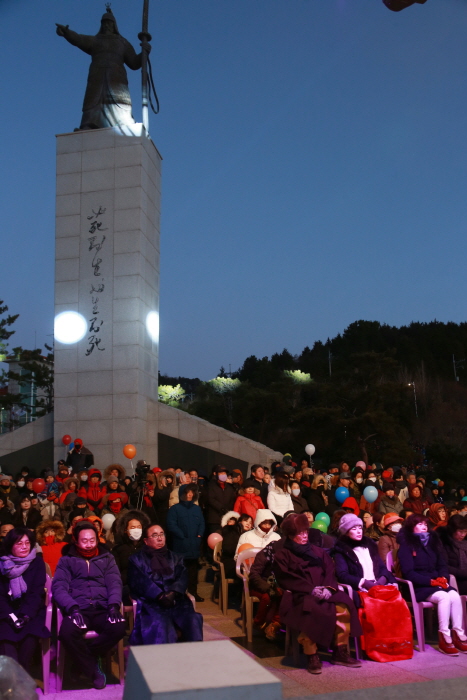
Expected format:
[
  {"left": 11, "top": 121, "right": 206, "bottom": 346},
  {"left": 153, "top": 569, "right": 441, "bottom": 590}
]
[
  {"left": 157, "top": 591, "right": 176, "bottom": 609},
  {"left": 431, "top": 577, "right": 448, "bottom": 589},
  {"left": 363, "top": 580, "right": 377, "bottom": 590},
  {"left": 312, "top": 586, "right": 332, "bottom": 601},
  {"left": 376, "top": 576, "right": 387, "bottom": 585},
  {"left": 107, "top": 605, "right": 125, "bottom": 624},
  {"left": 68, "top": 606, "right": 87, "bottom": 629},
  {"left": 10, "top": 615, "right": 30, "bottom": 630}
]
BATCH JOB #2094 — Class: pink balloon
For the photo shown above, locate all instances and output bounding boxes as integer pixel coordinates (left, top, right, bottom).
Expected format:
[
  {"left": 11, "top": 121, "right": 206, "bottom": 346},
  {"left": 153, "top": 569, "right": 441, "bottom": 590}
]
[
  {"left": 356, "top": 461, "right": 366, "bottom": 469},
  {"left": 207, "top": 532, "right": 223, "bottom": 549}
]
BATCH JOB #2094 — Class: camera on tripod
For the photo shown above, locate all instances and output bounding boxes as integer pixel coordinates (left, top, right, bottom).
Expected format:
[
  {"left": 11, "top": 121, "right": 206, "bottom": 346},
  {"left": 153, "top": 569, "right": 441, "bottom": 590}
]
[{"left": 135, "top": 460, "right": 151, "bottom": 484}]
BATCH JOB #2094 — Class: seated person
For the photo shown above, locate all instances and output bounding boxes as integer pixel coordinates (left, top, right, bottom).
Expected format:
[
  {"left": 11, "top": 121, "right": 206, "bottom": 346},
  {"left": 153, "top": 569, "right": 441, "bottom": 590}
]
[
  {"left": 332, "top": 514, "right": 396, "bottom": 605},
  {"left": 438, "top": 515, "right": 467, "bottom": 595},
  {"left": 127, "top": 524, "right": 203, "bottom": 644},
  {"left": 398, "top": 514, "right": 467, "bottom": 655},
  {"left": 235, "top": 509, "right": 281, "bottom": 558},
  {"left": 36, "top": 519, "right": 67, "bottom": 576},
  {"left": 0, "top": 527, "right": 50, "bottom": 674},
  {"left": 12, "top": 495, "right": 42, "bottom": 530},
  {"left": 273, "top": 513, "right": 362, "bottom": 674},
  {"left": 52, "top": 521, "right": 125, "bottom": 689},
  {"left": 111, "top": 509, "right": 150, "bottom": 605}
]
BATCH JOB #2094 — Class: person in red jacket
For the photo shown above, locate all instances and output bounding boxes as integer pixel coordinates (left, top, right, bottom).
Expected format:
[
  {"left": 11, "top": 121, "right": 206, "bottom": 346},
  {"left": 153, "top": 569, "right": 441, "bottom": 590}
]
[
  {"left": 36, "top": 520, "right": 67, "bottom": 576},
  {"left": 58, "top": 477, "right": 79, "bottom": 506},
  {"left": 233, "top": 486, "right": 265, "bottom": 520},
  {"left": 79, "top": 469, "right": 104, "bottom": 512},
  {"left": 403, "top": 486, "right": 430, "bottom": 515}
]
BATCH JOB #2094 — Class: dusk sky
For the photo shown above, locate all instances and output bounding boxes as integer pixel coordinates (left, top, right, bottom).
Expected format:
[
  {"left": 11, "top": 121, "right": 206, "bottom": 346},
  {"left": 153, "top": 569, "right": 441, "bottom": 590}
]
[{"left": 2, "top": 0, "right": 467, "bottom": 380}]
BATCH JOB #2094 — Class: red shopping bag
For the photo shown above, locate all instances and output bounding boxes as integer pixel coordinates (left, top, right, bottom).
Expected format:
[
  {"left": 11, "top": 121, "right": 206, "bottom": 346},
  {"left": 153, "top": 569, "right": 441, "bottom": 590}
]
[{"left": 358, "top": 585, "right": 413, "bottom": 662}]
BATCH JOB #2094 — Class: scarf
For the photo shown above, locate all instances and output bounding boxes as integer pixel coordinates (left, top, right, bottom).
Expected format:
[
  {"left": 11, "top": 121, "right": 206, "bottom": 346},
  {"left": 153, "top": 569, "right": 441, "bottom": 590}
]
[
  {"left": 148, "top": 545, "right": 173, "bottom": 578},
  {"left": 416, "top": 532, "right": 430, "bottom": 546},
  {"left": 76, "top": 545, "right": 99, "bottom": 559},
  {"left": 108, "top": 500, "right": 123, "bottom": 514},
  {"left": 0, "top": 549, "right": 36, "bottom": 599},
  {"left": 284, "top": 537, "right": 324, "bottom": 569}
]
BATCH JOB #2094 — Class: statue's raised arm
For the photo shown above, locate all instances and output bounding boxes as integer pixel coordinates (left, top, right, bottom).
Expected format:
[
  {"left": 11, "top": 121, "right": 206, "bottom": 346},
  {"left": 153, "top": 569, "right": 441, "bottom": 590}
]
[{"left": 56, "top": 6, "right": 143, "bottom": 130}]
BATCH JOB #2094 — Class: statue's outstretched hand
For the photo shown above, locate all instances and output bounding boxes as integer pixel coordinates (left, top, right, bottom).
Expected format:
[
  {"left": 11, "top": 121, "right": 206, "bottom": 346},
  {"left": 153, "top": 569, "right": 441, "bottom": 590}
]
[{"left": 56, "top": 24, "right": 69, "bottom": 37}]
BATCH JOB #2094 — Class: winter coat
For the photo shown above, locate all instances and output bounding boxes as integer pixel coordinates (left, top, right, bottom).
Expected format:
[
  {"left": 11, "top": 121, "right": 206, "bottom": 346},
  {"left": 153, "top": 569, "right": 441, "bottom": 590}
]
[
  {"left": 402, "top": 497, "right": 430, "bottom": 514},
  {"left": 0, "top": 554, "right": 49, "bottom": 643},
  {"left": 166, "top": 501, "right": 205, "bottom": 559},
  {"left": 243, "top": 477, "right": 269, "bottom": 507},
  {"left": 305, "top": 487, "right": 329, "bottom": 517},
  {"left": 52, "top": 542, "right": 122, "bottom": 613},
  {"left": 235, "top": 509, "right": 281, "bottom": 557},
  {"left": 291, "top": 492, "right": 309, "bottom": 514},
  {"left": 233, "top": 491, "right": 265, "bottom": 520},
  {"left": 438, "top": 528, "right": 467, "bottom": 595},
  {"left": 331, "top": 535, "right": 396, "bottom": 605},
  {"left": 103, "top": 464, "right": 126, "bottom": 481},
  {"left": 112, "top": 535, "right": 145, "bottom": 586},
  {"left": 250, "top": 537, "right": 285, "bottom": 593},
  {"left": 12, "top": 508, "right": 42, "bottom": 530},
  {"left": 267, "top": 488, "right": 294, "bottom": 519},
  {"left": 127, "top": 546, "right": 203, "bottom": 645},
  {"left": 205, "top": 481, "right": 237, "bottom": 525},
  {"left": 377, "top": 530, "right": 400, "bottom": 568},
  {"left": 397, "top": 530, "right": 453, "bottom": 602},
  {"left": 378, "top": 496, "right": 403, "bottom": 515},
  {"left": 36, "top": 519, "right": 67, "bottom": 576},
  {"left": 66, "top": 447, "right": 93, "bottom": 471},
  {"left": 273, "top": 539, "right": 361, "bottom": 648}
]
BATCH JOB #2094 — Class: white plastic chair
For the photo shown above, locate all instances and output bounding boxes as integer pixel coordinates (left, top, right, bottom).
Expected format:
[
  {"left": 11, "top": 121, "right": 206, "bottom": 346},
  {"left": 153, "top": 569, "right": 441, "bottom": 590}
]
[
  {"left": 213, "top": 541, "right": 234, "bottom": 615},
  {"left": 449, "top": 574, "right": 467, "bottom": 631},
  {"left": 235, "top": 548, "right": 261, "bottom": 643},
  {"left": 386, "top": 549, "right": 434, "bottom": 651}
]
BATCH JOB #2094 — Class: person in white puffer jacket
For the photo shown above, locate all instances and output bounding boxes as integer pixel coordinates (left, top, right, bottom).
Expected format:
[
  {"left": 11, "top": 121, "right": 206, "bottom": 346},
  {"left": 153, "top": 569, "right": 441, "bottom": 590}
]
[
  {"left": 234, "top": 509, "right": 281, "bottom": 559},
  {"left": 267, "top": 474, "right": 293, "bottom": 525}
]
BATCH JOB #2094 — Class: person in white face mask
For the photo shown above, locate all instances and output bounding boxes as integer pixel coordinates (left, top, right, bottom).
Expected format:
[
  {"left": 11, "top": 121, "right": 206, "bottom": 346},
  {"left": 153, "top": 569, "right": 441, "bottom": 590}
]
[
  {"left": 112, "top": 509, "right": 150, "bottom": 605},
  {"left": 377, "top": 513, "right": 403, "bottom": 566},
  {"left": 235, "top": 509, "right": 281, "bottom": 558}
]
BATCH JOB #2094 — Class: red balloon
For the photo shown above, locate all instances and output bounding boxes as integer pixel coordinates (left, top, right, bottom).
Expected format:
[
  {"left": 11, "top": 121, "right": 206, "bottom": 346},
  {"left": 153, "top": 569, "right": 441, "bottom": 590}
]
[
  {"left": 32, "top": 478, "right": 45, "bottom": 494},
  {"left": 123, "top": 444, "right": 136, "bottom": 459},
  {"left": 207, "top": 533, "right": 223, "bottom": 550},
  {"left": 62, "top": 434, "right": 72, "bottom": 446}
]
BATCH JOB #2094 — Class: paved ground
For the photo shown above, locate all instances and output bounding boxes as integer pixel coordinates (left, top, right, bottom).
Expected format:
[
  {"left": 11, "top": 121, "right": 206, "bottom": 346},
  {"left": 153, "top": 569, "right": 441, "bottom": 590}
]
[{"left": 33, "top": 565, "right": 467, "bottom": 698}]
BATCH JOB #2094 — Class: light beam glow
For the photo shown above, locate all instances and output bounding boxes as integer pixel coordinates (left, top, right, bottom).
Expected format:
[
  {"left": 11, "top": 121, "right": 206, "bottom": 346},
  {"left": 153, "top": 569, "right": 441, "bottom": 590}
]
[
  {"left": 146, "top": 310, "right": 159, "bottom": 343},
  {"left": 54, "top": 311, "right": 87, "bottom": 345}
]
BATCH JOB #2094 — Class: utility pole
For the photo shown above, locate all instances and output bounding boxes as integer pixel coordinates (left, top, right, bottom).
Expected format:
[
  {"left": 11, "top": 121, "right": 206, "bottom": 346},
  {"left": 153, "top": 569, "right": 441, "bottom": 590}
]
[{"left": 139, "top": 0, "right": 152, "bottom": 133}]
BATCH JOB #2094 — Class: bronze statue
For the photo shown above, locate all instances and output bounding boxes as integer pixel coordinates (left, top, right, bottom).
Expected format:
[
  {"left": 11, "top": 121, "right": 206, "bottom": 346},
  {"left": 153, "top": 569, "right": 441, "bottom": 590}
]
[{"left": 56, "top": 5, "right": 149, "bottom": 130}]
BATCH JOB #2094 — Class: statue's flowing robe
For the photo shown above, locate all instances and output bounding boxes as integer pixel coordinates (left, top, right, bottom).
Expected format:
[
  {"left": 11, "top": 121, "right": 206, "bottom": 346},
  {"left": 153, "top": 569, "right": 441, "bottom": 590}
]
[{"left": 63, "top": 29, "right": 142, "bottom": 129}]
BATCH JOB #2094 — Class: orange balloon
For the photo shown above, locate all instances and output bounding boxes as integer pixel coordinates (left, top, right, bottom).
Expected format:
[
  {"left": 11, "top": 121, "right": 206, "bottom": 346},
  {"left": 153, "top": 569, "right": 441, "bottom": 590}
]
[
  {"left": 237, "top": 542, "right": 255, "bottom": 566},
  {"left": 123, "top": 444, "right": 136, "bottom": 459}
]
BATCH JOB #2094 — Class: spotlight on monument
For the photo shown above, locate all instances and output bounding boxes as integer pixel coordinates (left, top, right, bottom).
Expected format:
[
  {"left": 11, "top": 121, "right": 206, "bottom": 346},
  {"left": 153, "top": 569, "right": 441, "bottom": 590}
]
[
  {"left": 146, "top": 311, "right": 159, "bottom": 342},
  {"left": 54, "top": 311, "right": 87, "bottom": 344}
]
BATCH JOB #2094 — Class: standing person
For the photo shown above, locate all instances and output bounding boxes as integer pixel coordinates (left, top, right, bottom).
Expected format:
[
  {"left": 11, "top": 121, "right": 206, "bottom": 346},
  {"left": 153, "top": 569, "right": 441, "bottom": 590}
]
[
  {"left": 243, "top": 465, "right": 269, "bottom": 507},
  {"left": 166, "top": 485, "right": 205, "bottom": 602},
  {"left": 52, "top": 521, "right": 125, "bottom": 689},
  {"left": 127, "top": 524, "right": 203, "bottom": 645},
  {"left": 305, "top": 475, "right": 330, "bottom": 516},
  {"left": 205, "top": 467, "right": 236, "bottom": 535},
  {"left": 398, "top": 514, "right": 467, "bottom": 655},
  {"left": 273, "top": 513, "right": 361, "bottom": 674},
  {"left": 65, "top": 438, "right": 94, "bottom": 472},
  {"left": 152, "top": 470, "right": 176, "bottom": 529},
  {"left": 0, "top": 528, "right": 50, "bottom": 673}
]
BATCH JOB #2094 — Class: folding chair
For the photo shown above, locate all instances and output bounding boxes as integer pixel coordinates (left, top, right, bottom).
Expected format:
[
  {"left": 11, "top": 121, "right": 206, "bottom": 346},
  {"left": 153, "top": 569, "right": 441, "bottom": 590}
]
[
  {"left": 55, "top": 605, "right": 125, "bottom": 691},
  {"left": 212, "top": 541, "right": 234, "bottom": 615},
  {"left": 386, "top": 550, "right": 434, "bottom": 651},
  {"left": 449, "top": 575, "right": 467, "bottom": 631},
  {"left": 235, "top": 548, "right": 261, "bottom": 643},
  {"left": 42, "top": 574, "right": 53, "bottom": 694}
]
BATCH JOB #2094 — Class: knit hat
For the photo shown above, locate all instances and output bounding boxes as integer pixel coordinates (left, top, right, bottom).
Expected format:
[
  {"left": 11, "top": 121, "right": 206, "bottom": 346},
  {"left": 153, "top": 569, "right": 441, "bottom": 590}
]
[
  {"left": 0, "top": 474, "right": 12, "bottom": 482},
  {"left": 383, "top": 482, "right": 395, "bottom": 493},
  {"left": 281, "top": 512, "right": 309, "bottom": 537},
  {"left": 107, "top": 475, "right": 119, "bottom": 485},
  {"left": 338, "top": 513, "right": 363, "bottom": 535},
  {"left": 382, "top": 470, "right": 392, "bottom": 481},
  {"left": 383, "top": 512, "right": 403, "bottom": 528}
]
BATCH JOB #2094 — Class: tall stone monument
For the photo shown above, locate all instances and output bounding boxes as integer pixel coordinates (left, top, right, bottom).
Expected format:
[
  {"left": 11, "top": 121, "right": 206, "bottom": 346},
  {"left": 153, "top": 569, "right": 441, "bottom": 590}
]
[{"left": 54, "top": 6, "right": 160, "bottom": 468}]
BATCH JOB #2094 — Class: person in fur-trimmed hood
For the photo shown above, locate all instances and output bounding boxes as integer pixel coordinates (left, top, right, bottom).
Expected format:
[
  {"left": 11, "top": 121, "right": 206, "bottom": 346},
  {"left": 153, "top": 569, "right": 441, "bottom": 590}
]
[
  {"left": 103, "top": 463, "right": 126, "bottom": 482},
  {"left": 235, "top": 509, "right": 281, "bottom": 558},
  {"left": 100, "top": 492, "right": 129, "bottom": 520},
  {"left": 331, "top": 514, "right": 396, "bottom": 606},
  {"left": 36, "top": 519, "right": 67, "bottom": 575},
  {"left": 58, "top": 477, "right": 80, "bottom": 506},
  {"left": 233, "top": 486, "right": 265, "bottom": 520}
]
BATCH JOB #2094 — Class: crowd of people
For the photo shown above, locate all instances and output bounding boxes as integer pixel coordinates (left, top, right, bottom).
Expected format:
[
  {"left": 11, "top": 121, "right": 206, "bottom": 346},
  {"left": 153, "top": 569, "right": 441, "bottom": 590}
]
[{"left": 1, "top": 455, "right": 467, "bottom": 685}]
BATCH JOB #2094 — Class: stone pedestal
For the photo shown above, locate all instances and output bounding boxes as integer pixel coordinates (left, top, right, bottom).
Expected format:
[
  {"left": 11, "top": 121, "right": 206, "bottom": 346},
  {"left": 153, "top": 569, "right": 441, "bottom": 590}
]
[
  {"left": 123, "top": 640, "right": 282, "bottom": 700},
  {"left": 54, "top": 124, "right": 161, "bottom": 469}
]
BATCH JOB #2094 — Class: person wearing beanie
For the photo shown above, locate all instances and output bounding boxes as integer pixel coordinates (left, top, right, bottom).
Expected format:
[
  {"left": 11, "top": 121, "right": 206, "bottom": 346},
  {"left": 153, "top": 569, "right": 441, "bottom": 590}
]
[
  {"left": 273, "top": 513, "right": 362, "bottom": 674},
  {"left": 398, "top": 514, "right": 467, "bottom": 655},
  {"left": 377, "top": 513, "right": 403, "bottom": 566},
  {"left": 379, "top": 482, "right": 404, "bottom": 515},
  {"left": 331, "top": 514, "right": 396, "bottom": 606}
]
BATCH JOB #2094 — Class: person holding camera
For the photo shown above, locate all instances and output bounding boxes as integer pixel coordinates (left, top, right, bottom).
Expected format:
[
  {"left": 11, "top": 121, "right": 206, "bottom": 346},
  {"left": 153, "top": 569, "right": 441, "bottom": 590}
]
[{"left": 0, "top": 527, "right": 50, "bottom": 673}]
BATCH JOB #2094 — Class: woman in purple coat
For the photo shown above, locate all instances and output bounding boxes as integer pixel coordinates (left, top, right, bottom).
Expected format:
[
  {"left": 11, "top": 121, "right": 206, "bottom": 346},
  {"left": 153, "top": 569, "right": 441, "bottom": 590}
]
[
  {"left": 0, "top": 527, "right": 49, "bottom": 672},
  {"left": 273, "top": 513, "right": 361, "bottom": 675}
]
